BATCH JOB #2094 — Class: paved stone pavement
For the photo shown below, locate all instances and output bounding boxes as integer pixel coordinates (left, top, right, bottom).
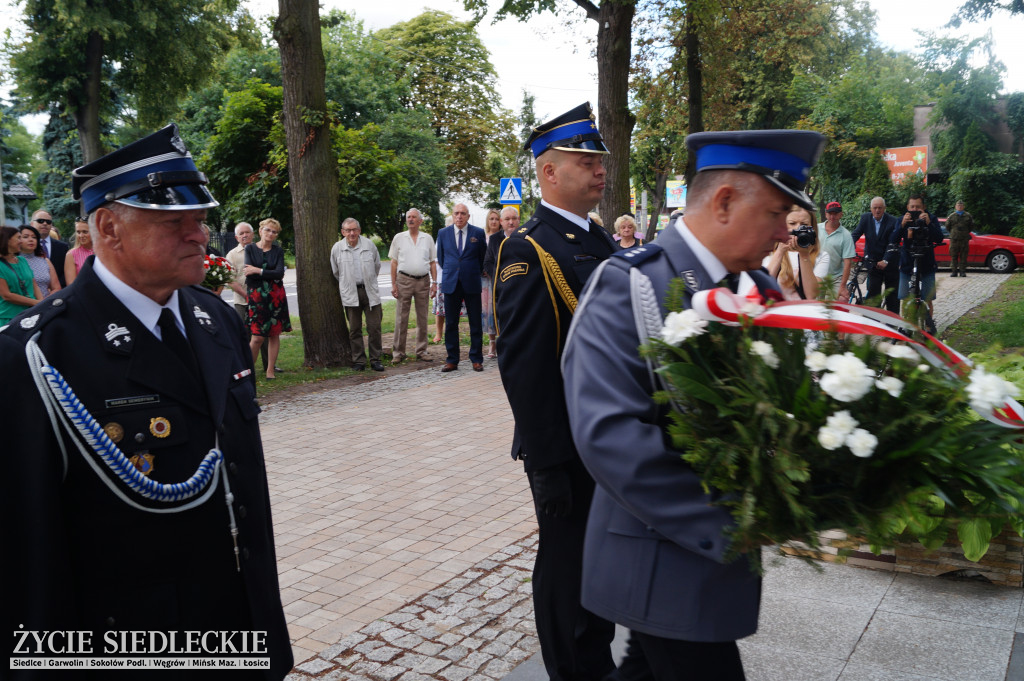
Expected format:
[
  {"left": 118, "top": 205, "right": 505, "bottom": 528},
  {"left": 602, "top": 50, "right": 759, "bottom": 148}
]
[
  {"left": 272, "top": 271, "right": 1018, "bottom": 681},
  {"left": 932, "top": 270, "right": 1005, "bottom": 334}
]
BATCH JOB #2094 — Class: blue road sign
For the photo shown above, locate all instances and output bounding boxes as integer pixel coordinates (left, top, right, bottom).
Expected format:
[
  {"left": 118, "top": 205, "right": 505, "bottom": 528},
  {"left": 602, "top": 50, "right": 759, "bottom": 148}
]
[{"left": 499, "top": 178, "right": 523, "bottom": 205}]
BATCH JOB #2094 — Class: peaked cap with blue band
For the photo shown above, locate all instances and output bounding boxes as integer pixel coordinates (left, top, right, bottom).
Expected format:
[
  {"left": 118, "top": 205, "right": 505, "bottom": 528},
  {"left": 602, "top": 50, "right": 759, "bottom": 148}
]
[
  {"left": 525, "top": 102, "right": 609, "bottom": 158},
  {"left": 685, "top": 130, "right": 826, "bottom": 210},
  {"left": 72, "top": 124, "right": 218, "bottom": 214}
]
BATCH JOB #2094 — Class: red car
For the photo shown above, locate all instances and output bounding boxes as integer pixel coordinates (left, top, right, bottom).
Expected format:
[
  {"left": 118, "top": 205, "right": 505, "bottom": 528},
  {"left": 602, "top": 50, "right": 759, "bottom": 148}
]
[{"left": 854, "top": 219, "right": 1024, "bottom": 273}]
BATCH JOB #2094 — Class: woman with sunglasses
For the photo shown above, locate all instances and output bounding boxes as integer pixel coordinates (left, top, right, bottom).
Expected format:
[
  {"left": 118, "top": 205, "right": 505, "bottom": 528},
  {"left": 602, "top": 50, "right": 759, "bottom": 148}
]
[
  {"left": 0, "top": 226, "right": 42, "bottom": 326},
  {"left": 19, "top": 224, "right": 61, "bottom": 298}
]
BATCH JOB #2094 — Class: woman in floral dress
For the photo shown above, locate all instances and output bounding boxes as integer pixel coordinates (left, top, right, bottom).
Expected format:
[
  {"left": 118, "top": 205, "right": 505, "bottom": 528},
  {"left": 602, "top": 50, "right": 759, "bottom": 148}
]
[{"left": 244, "top": 218, "right": 291, "bottom": 379}]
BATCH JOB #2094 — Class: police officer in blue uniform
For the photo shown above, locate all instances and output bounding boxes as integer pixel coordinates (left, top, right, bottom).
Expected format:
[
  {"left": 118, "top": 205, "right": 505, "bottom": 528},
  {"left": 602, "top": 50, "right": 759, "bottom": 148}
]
[
  {"left": 0, "top": 125, "right": 293, "bottom": 679},
  {"left": 563, "top": 130, "right": 826, "bottom": 681},
  {"left": 493, "top": 103, "right": 617, "bottom": 681}
]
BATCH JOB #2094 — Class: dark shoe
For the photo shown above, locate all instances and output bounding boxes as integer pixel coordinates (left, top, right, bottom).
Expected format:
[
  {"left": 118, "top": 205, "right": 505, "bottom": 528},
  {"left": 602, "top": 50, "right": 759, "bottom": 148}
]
[
  {"left": 950, "top": 272, "right": 958, "bottom": 277},
  {"left": 441, "top": 363, "right": 458, "bottom": 372},
  {"left": 416, "top": 355, "right": 433, "bottom": 362},
  {"left": 960, "top": 273, "right": 967, "bottom": 277},
  {"left": 472, "top": 363, "right": 484, "bottom": 372},
  {"left": 352, "top": 364, "right": 365, "bottom": 371},
  {"left": 371, "top": 361, "right": 385, "bottom": 372}
]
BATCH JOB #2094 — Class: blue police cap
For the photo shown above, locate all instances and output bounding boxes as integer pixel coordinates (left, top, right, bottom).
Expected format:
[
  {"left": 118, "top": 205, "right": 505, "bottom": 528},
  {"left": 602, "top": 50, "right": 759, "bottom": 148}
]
[
  {"left": 72, "top": 124, "right": 218, "bottom": 214},
  {"left": 525, "top": 102, "right": 609, "bottom": 158},
  {"left": 685, "top": 130, "right": 826, "bottom": 210}
]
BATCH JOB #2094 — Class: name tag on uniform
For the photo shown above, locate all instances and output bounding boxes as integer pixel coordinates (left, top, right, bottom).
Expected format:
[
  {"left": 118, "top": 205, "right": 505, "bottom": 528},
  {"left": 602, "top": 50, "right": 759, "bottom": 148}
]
[
  {"left": 500, "top": 263, "right": 528, "bottom": 282},
  {"left": 105, "top": 395, "right": 161, "bottom": 409}
]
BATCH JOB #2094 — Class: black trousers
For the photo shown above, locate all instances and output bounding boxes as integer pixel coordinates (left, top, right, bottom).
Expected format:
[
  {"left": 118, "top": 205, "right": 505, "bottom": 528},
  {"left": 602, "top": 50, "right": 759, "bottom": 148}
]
[
  {"left": 526, "top": 457, "right": 616, "bottom": 681},
  {"left": 443, "top": 280, "right": 483, "bottom": 365},
  {"left": 865, "top": 266, "right": 900, "bottom": 314},
  {"left": 612, "top": 630, "right": 745, "bottom": 681}
]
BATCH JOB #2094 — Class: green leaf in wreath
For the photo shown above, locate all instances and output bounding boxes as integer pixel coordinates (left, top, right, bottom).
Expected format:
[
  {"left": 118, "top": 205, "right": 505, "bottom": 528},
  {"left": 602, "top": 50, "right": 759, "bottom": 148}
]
[
  {"left": 958, "top": 518, "right": 994, "bottom": 562},
  {"left": 663, "top": 364, "right": 729, "bottom": 409}
]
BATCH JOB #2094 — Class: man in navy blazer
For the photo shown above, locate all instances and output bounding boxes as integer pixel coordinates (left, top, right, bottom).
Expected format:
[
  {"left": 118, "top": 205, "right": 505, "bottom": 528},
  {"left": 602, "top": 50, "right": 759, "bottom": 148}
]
[
  {"left": 850, "top": 196, "right": 900, "bottom": 312},
  {"left": 436, "top": 203, "right": 486, "bottom": 371}
]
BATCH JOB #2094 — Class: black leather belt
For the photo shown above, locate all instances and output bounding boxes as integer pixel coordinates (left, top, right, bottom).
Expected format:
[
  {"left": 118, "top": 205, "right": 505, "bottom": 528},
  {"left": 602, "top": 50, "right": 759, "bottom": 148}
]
[{"left": 399, "top": 271, "right": 429, "bottom": 279}]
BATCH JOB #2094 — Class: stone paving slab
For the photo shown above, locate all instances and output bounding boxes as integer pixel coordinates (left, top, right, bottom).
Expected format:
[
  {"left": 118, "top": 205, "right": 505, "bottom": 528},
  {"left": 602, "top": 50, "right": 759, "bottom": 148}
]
[
  {"left": 932, "top": 270, "right": 1004, "bottom": 334},
  {"left": 258, "top": 364, "right": 535, "bottom": 665}
]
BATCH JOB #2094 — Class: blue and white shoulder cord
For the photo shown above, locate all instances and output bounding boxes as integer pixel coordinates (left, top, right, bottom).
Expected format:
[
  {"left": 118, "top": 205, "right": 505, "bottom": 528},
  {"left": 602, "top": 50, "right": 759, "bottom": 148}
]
[{"left": 26, "top": 333, "right": 241, "bottom": 571}]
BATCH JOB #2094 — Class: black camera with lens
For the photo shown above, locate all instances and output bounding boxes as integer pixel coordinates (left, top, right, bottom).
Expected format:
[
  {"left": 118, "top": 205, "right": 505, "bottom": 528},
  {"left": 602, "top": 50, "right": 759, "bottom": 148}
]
[
  {"left": 906, "top": 211, "right": 931, "bottom": 255},
  {"left": 790, "top": 224, "right": 817, "bottom": 248}
]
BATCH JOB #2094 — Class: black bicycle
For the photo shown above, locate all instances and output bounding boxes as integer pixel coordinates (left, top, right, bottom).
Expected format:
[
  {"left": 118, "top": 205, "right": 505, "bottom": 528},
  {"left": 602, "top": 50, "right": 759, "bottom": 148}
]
[
  {"left": 845, "top": 256, "right": 874, "bottom": 305},
  {"left": 904, "top": 250, "right": 936, "bottom": 337}
]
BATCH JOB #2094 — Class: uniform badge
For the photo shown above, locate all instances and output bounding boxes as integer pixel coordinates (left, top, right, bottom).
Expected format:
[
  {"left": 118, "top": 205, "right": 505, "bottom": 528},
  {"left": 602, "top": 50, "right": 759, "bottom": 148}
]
[
  {"left": 149, "top": 417, "right": 171, "bottom": 438},
  {"left": 169, "top": 132, "right": 188, "bottom": 155},
  {"left": 681, "top": 270, "right": 700, "bottom": 292},
  {"left": 192, "top": 305, "right": 212, "bottom": 326},
  {"left": 500, "top": 263, "right": 528, "bottom": 282},
  {"left": 103, "top": 422, "right": 125, "bottom": 443},
  {"left": 20, "top": 314, "right": 40, "bottom": 329},
  {"left": 517, "top": 227, "right": 528, "bottom": 234},
  {"left": 104, "top": 323, "right": 132, "bottom": 348},
  {"left": 566, "top": 233, "right": 576, "bottom": 240},
  {"left": 129, "top": 452, "right": 155, "bottom": 476}
]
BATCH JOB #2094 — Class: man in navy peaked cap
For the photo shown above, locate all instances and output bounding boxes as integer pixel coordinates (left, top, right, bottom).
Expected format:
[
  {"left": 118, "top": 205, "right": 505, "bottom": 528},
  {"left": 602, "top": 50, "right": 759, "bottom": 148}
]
[
  {"left": 0, "top": 124, "right": 293, "bottom": 678},
  {"left": 563, "top": 129, "right": 826, "bottom": 681},
  {"left": 493, "top": 102, "right": 618, "bottom": 681}
]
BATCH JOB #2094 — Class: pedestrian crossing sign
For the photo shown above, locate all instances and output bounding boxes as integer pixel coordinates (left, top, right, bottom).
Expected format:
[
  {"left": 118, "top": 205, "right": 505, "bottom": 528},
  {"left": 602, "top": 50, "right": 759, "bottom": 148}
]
[{"left": 499, "top": 178, "right": 523, "bottom": 205}]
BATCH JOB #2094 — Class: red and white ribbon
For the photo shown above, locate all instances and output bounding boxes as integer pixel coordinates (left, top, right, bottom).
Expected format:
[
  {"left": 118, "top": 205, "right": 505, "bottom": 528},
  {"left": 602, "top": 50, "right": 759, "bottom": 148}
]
[{"left": 692, "top": 287, "right": 1024, "bottom": 429}]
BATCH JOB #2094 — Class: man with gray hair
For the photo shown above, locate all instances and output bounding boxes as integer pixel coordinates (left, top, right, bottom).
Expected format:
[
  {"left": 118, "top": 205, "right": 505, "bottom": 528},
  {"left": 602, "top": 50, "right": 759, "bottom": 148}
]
[
  {"left": 388, "top": 208, "right": 437, "bottom": 362},
  {"left": 331, "top": 217, "right": 384, "bottom": 371}
]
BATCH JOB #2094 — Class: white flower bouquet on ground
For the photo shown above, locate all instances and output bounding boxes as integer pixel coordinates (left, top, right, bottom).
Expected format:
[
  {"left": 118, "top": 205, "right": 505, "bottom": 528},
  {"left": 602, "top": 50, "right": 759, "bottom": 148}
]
[{"left": 647, "top": 281, "right": 1024, "bottom": 567}]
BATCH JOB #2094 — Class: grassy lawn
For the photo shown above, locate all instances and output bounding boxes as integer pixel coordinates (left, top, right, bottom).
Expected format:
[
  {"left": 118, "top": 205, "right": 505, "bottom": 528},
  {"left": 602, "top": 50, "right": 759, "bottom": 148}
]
[
  {"left": 941, "top": 273, "right": 1024, "bottom": 388},
  {"left": 252, "top": 299, "right": 478, "bottom": 395}
]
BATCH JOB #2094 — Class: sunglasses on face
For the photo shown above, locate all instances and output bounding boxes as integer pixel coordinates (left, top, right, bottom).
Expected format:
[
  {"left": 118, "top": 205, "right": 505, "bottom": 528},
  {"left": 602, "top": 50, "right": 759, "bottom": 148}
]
[{"left": 34, "top": 219, "right": 53, "bottom": 225}]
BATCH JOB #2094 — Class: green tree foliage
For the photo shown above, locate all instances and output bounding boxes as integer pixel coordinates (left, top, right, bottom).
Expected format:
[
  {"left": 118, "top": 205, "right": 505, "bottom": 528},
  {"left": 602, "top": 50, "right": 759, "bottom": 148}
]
[
  {"left": 950, "top": 0, "right": 1024, "bottom": 26},
  {"left": 36, "top": 108, "right": 83, "bottom": 229},
  {"left": 376, "top": 10, "right": 509, "bottom": 201},
  {"left": 7, "top": 0, "right": 255, "bottom": 162}
]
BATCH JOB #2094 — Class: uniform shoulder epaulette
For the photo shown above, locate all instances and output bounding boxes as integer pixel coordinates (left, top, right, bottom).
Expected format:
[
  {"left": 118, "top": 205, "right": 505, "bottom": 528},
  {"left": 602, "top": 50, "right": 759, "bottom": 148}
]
[
  {"left": 0, "top": 288, "right": 72, "bottom": 340},
  {"left": 609, "top": 243, "right": 664, "bottom": 269},
  {"left": 509, "top": 217, "right": 541, "bottom": 238}
]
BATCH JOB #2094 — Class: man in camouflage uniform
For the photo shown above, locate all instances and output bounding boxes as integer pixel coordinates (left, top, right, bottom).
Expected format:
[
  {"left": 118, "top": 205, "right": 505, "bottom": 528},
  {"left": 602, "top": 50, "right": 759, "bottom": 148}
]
[{"left": 946, "top": 200, "right": 974, "bottom": 277}]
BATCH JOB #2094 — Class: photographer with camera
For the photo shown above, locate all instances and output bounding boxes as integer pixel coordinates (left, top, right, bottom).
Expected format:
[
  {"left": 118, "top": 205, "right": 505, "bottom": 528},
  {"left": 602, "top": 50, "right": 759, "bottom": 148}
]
[
  {"left": 891, "top": 194, "right": 943, "bottom": 331},
  {"left": 764, "top": 205, "right": 830, "bottom": 300}
]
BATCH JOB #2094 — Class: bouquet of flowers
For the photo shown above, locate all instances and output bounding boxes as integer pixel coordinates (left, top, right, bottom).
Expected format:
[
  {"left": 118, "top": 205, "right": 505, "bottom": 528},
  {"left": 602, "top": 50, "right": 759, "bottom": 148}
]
[
  {"left": 202, "top": 254, "right": 234, "bottom": 291},
  {"left": 647, "top": 280, "right": 1024, "bottom": 567}
]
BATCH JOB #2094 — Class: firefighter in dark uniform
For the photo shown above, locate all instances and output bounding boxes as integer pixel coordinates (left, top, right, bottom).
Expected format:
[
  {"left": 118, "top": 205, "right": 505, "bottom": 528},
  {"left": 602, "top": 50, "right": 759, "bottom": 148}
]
[
  {"left": 0, "top": 125, "right": 293, "bottom": 679},
  {"left": 493, "top": 103, "right": 617, "bottom": 681}
]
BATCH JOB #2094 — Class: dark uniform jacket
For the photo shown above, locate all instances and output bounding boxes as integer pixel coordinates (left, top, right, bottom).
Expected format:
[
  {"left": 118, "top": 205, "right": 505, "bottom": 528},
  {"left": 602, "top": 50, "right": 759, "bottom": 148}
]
[
  {"left": 0, "top": 259, "right": 292, "bottom": 679},
  {"left": 493, "top": 203, "right": 615, "bottom": 472},
  {"left": 563, "top": 224, "right": 776, "bottom": 642},
  {"left": 47, "top": 237, "right": 70, "bottom": 288}
]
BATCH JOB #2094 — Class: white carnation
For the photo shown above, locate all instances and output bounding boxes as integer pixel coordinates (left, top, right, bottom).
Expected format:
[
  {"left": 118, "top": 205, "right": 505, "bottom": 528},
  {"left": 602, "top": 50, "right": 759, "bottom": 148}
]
[
  {"left": 750, "top": 340, "right": 780, "bottom": 369},
  {"left": 917, "top": 364, "right": 930, "bottom": 373},
  {"left": 804, "top": 350, "right": 829, "bottom": 372},
  {"left": 820, "top": 352, "right": 874, "bottom": 402},
  {"left": 817, "top": 426, "right": 846, "bottom": 450},
  {"left": 661, "top": 309, "right": 708, "bottom": 345},
  {"left": 739, "top": 300, "right": 765, "bottom": 318},
  {"left": 967, "top": 367, "right": 1020, "bottom": 414},
  {"left": 875, "top": 376, "right": 904, "bottom": 398},
  {"left": 846, "top": 428, "right": 878, "bottom": 458},
  {"left": 825, "top": 410, "right": 858, "bottom": 436},
  {"left": 886, "top": 344, "right": 919, "bottom": 361}
]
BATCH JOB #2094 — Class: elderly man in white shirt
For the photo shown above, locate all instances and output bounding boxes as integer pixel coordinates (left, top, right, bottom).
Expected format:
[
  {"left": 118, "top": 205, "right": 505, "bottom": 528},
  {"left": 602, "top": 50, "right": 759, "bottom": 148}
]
[
  {"left": 387, "top": 208, "right": 438, "bottom": 362},
  {"left": 330, "top": 217, "right": 384, "bottom": 371}
]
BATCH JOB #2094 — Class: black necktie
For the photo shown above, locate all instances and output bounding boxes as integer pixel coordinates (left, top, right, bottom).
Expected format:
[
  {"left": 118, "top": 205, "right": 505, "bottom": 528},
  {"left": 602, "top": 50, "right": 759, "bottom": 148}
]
[
  {"left": 717, "top": 273, "right": 740, "bottom": 292},
  {"left": 457, "top": 229, "right": 464, "bottom": 255},
  {"left": 158, "top": 308, "right": 198, "bottom": 375}
]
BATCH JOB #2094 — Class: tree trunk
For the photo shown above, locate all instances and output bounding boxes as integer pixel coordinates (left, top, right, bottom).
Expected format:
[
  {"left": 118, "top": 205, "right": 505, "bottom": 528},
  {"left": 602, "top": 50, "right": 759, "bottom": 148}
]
[
  {"left": 645, "top": 169, "right": 668, "bottom": 241},
  {"left": 275, "top": 0, "right": 350, "bottom": 367},
  {"left": 684, "top": 3, "right": 704, "bottom": 183},
  {"left": 76, "top": 30, "right": 105, "bottom": 164},
  {"left": 595, "top": 0, "right": 637, "bottom": 231}
]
